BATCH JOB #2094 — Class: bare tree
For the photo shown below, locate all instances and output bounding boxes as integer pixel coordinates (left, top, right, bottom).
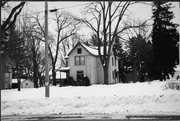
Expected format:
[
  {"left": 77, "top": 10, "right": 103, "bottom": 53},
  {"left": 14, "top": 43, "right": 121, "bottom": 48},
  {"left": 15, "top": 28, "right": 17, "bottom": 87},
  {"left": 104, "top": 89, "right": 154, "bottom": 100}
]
[
  {"left": 30, "top": 11, "right": 81, "bottom": 86},
  {"left": 22, "top": 16, "right": 44, "bottom": 88},
  {"left": 79, "top": 1, "right": 141, "bottom": 84},
  {"left": 1, "top": 2, "right": 25, "bottom": 35},
  {"left": 49, "top": 11, "right": 81, "bottom": 85},
  {"left": 124, "top": 19, "right": 152, "bottom": 41},
  {"left": 59, "top": 33, "right": 82, "bottom": 67},
  {"left": 1, "top": 2, "right": 25, "bottom": 58}
]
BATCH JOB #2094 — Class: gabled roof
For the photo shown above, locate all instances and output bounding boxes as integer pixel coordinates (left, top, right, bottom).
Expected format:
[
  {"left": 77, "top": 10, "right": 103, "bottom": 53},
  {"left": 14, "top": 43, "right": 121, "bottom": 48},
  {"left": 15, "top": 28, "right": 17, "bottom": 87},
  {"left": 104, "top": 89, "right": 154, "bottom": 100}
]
[
  {"left": 67, "top": 42, "right": 98, "bottom": 56},
  {"left": 67, "top": 41, "right": 111, "bottom": 57}
]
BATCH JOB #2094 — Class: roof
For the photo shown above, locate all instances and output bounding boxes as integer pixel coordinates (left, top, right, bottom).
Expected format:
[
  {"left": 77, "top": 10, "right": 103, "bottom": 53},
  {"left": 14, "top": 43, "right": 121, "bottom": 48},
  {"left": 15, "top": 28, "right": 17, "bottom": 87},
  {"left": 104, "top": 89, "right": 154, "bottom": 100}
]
[
  {"left": 59, "top": 67, "right": 70, "bottom": 72},
  {"left": 12, "top": 79, "right": 33, "bottom": 83},
  {"left": 67, "top": 42, "right": 111, "bottom": 57}
]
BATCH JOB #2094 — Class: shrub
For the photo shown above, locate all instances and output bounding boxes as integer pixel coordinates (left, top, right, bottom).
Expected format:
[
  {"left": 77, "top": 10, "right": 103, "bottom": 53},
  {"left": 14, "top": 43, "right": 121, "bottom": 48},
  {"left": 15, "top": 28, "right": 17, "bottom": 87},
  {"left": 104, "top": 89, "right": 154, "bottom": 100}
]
[{"left": 163, "top": 80, "right": 180, "bottom": 90}]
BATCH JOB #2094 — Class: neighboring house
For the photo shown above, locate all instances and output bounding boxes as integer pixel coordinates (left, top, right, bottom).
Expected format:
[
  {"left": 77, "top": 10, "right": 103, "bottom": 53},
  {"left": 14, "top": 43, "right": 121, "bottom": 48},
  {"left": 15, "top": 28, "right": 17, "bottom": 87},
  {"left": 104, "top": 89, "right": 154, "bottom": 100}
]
[
  {"left": 50, "top": 70, "right": 68, "bottom": 84},
  {"left": 62, "top": 42, "right": 119, "bottom": 84},
  {"left": 12, "top": 79, "right": 34, "bottom": 88},
  {"left": 0, "top": 55, "right": 15, "bottom": 90}
]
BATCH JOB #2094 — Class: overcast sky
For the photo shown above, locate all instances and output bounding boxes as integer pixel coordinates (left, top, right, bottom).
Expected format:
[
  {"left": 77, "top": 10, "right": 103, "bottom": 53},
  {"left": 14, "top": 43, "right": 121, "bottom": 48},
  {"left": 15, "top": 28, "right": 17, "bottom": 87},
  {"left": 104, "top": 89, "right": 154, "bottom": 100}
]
[
  {"left": 25, "top": 2, "right": 179, "bottom": 22},
  {"left": 23, "top": 2, "right": 180, "bottom": 36},
  {"left": 2, "top": 1, "right": 180, "bottom": 37}
]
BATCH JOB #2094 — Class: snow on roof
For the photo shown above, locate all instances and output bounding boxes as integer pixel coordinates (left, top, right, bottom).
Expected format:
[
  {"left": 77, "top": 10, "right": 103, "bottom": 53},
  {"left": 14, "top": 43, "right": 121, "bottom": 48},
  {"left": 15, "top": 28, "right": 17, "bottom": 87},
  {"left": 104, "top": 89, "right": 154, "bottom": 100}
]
[
  {"left": 59, "top": 67, "right": 70, "bottom": 71},
  {"left": 81, "top": 43, "right": 99, "bottom": 56},
  {"left": 67, "top": 41, "right": 111, "bottom": 57},
  {"left": 81, "top": 43, "right": 111, "bottom": 56},
  {"left": 12, "top": 79, "right": 26, "bottom": 83}
]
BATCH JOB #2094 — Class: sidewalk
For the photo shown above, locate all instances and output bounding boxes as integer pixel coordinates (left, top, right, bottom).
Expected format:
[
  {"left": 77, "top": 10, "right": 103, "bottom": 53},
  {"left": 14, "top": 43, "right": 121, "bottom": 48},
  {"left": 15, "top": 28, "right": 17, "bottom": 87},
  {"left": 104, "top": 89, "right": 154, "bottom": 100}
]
[
  {"left": 1, "top": 114, "right": 180, "bottom": 121},
  {"left": 126, "top": 114, "right": 180, "bottom": 120}
]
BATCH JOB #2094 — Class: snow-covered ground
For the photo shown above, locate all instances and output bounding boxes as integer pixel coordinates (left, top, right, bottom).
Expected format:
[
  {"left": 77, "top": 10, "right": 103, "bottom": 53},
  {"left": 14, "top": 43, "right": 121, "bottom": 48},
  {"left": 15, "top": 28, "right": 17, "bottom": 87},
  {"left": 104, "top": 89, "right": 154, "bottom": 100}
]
[{"left": 1, "top": 80, "right": 180, "bottom": 115}]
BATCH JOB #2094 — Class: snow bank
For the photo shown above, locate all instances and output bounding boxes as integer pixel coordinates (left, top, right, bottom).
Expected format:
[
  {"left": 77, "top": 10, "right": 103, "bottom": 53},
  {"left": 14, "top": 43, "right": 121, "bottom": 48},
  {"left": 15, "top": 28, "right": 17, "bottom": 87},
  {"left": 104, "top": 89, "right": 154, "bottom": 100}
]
[{"left": 1, "top": 81, "right": 180, "bottom": 115}]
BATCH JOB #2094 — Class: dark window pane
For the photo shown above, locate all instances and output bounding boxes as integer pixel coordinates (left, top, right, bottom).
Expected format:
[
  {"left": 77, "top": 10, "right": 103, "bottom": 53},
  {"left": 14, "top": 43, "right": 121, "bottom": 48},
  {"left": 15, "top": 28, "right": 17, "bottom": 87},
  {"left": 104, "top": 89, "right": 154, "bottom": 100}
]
[{"left": 77, "top": 48, "right": 82, "bottom": 54}]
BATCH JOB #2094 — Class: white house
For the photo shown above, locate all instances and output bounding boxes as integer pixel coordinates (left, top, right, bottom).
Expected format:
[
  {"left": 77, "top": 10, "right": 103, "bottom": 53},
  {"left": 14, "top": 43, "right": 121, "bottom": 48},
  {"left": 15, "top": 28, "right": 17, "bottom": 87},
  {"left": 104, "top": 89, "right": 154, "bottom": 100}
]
[{"left": 63, "top": 42, "right": 119, "bottom": 84}]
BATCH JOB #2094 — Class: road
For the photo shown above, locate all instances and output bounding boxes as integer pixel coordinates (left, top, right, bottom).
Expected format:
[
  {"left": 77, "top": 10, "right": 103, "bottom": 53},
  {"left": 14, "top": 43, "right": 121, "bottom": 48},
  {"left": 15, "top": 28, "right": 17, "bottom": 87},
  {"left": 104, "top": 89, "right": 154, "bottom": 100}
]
[{"left": 1, "top": 114, "right": 180, "bottom": 121}]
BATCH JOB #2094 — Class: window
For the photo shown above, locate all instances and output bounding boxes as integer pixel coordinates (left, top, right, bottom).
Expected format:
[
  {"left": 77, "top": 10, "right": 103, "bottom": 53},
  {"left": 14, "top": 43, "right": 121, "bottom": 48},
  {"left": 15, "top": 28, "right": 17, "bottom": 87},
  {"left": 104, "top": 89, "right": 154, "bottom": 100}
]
[
  {"left": 112, "top": 71, "right": 115, "bottom": 79},
  {"left": 115, "top": 69, "right": 117, "bottom": 78},
  {"left": 77, "top": 48, "right": 82, "bottom": 54},
  {"left": 112, "top": 57, "right": 114, "bottom": 66},
  {"left": 75, "top": 56, "right": 85, "bottom": 66}
]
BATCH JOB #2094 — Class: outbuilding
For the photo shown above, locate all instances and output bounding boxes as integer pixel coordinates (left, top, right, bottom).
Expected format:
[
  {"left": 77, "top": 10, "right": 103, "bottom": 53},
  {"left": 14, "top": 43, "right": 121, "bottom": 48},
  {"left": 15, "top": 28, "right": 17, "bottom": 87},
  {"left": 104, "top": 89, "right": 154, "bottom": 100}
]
[{"left": 12, "top": 79, "right": 34, "bottom": 88}]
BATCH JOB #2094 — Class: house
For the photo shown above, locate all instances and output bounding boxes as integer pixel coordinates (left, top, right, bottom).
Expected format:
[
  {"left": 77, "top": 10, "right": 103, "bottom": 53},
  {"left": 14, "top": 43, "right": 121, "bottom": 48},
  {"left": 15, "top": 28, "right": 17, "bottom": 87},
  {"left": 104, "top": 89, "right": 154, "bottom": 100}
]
[
  {"left": 0, "top": 55, "right": 15, "bottom": 90},
  {"left": 60, "top": 42, "right": 119, "bottom": 84},
  {"left": 50, "top": 70, "right": 67, "bottom": 85},
  {"left": 12, "top": 79, "right": 34, "bottom": 88}
]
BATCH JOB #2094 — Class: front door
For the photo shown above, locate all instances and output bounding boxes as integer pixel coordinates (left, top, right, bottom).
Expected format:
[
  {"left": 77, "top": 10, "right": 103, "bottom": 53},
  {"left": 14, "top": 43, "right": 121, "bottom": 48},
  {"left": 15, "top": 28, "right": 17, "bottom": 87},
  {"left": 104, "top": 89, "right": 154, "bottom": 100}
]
[{"left": 77, "top": 71, "right": 84, "bottom": 82}]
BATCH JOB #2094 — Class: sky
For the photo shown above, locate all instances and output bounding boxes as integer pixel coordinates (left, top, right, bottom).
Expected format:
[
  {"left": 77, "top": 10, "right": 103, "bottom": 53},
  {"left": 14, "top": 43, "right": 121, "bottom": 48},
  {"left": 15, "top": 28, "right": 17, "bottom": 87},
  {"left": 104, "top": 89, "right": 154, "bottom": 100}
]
[
  {"left": 1, "top": 1, "right": 180, "bottom": 37},
  {"left": 25, "top": 2, "right": 180, "bottom": 21},
  {"left": 17, "top": 1, "right": 180, "bottom": 37}
]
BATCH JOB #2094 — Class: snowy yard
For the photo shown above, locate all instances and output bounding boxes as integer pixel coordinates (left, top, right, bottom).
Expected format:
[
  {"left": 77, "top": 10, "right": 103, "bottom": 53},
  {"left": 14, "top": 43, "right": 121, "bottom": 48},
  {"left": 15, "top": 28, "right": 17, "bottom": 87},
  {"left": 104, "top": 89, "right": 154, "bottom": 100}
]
[{"left": 1, "top": 80, "right": 180, "bottom": 115}]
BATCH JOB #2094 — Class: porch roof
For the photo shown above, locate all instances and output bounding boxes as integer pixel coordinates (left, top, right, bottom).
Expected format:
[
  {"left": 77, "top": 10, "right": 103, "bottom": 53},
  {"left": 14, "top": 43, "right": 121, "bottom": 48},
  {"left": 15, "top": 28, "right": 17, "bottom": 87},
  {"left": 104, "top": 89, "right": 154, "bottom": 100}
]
[{"left": 59, "top": 67, "right": 70, "bottom": 72}]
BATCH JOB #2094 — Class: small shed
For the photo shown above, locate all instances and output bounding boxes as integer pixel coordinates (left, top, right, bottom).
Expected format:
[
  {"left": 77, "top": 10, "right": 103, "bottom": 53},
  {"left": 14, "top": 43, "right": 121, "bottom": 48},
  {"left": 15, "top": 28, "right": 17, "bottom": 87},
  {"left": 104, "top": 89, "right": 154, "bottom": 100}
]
[
  {"left": 21, "top": 79, "right": 34, "bottom": 88},
  {"left": 12, "top": 79, "right": 34, "bottom": 88}
]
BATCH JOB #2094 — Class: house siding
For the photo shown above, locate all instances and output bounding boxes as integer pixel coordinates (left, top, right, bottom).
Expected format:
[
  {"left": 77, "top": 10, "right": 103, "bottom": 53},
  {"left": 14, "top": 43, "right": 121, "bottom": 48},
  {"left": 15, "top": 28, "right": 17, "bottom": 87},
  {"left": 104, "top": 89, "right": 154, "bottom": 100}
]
[
  {"left": 67, "top": 43, "right": 119, "bottom": 84},
  {"left": 96, "top": 57, "right": 104, "bottom": 84},
  {"left": 69, "top": 45, "right": 92, "bottom": 83}
]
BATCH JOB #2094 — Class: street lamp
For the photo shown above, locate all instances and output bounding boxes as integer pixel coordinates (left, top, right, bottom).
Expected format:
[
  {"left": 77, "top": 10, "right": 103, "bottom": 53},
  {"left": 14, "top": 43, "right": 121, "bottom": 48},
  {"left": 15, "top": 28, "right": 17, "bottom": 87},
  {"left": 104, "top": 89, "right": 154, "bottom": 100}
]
[{"left": 45, "top": 1, "right": 49, "bottom": 97}]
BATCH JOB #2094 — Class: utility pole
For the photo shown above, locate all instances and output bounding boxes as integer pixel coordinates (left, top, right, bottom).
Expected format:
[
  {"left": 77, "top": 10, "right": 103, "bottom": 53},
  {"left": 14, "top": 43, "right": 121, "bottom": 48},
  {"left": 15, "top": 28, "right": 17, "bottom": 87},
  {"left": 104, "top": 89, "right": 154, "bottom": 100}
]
[
  {"left": 45, "top": 1, "right": 49, "bottom": 97},
  {"left": 179, "top": 2, "right": 180, "bottom": 77}
]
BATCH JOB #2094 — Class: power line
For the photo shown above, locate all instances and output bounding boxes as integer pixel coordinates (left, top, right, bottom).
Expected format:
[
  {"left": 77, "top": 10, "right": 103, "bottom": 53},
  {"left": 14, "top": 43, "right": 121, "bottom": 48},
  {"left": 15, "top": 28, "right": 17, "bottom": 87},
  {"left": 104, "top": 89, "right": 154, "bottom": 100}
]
[
  {"left": 18, "top": 2, "right": 90, "bottom": 17},
  {"left": 1, "top": 2, "right": 90, "bottom": 20}
]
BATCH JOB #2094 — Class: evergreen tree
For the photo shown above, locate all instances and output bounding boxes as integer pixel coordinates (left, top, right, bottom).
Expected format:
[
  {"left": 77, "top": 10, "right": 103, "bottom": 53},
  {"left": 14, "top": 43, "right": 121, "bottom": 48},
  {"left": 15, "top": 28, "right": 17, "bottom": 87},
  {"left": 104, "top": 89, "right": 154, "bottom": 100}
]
[
  {"left": 151, "top": 2, "right": 179, "bottom": 81},
  {"left": 128, "top": 35, "right": 153, "bottom": 82},
  {"left": 89, "top": 34, "right": 103, "bottom": 46},
  {"left": 113, "top": 36, "right": 131, "bottom": 83}
]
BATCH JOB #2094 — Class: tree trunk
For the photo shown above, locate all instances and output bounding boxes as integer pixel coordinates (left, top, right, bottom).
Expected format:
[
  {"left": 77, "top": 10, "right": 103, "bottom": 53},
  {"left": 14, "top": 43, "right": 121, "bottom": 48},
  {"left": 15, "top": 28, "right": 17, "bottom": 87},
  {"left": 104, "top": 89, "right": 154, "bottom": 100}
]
[
  {"left": 38, "top": 72, "right": 43, "bottom": 87},
  {"left": 52, "top": 64, "right": 56, "bottom": 86},
  {"left": 33, "top": 49, "right": 38, "bottom": 88},
  {"left": 33, "top": 61, "right": 38, "bottom": 88},
  {"left": 103, "top": 64, "right": 109, "bottom": 84}
]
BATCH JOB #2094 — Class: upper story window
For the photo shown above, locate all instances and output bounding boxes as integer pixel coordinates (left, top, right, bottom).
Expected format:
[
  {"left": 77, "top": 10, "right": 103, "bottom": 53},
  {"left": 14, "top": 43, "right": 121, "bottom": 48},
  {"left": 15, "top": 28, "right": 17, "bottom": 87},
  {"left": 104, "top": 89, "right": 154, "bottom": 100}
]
[
  {"left": 75, "top": 56, "right": 85, "bottom": 66},
  {"left": 77, "top": 48, "right": 82, "bottom": 54}
]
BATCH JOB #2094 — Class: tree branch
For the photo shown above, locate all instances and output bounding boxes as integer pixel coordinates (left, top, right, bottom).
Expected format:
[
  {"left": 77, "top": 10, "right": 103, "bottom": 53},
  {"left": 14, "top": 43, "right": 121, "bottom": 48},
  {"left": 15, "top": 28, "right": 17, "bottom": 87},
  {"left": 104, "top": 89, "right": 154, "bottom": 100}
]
[{"left": 2, "top": 2, "right": 25, "bottom": 31}]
